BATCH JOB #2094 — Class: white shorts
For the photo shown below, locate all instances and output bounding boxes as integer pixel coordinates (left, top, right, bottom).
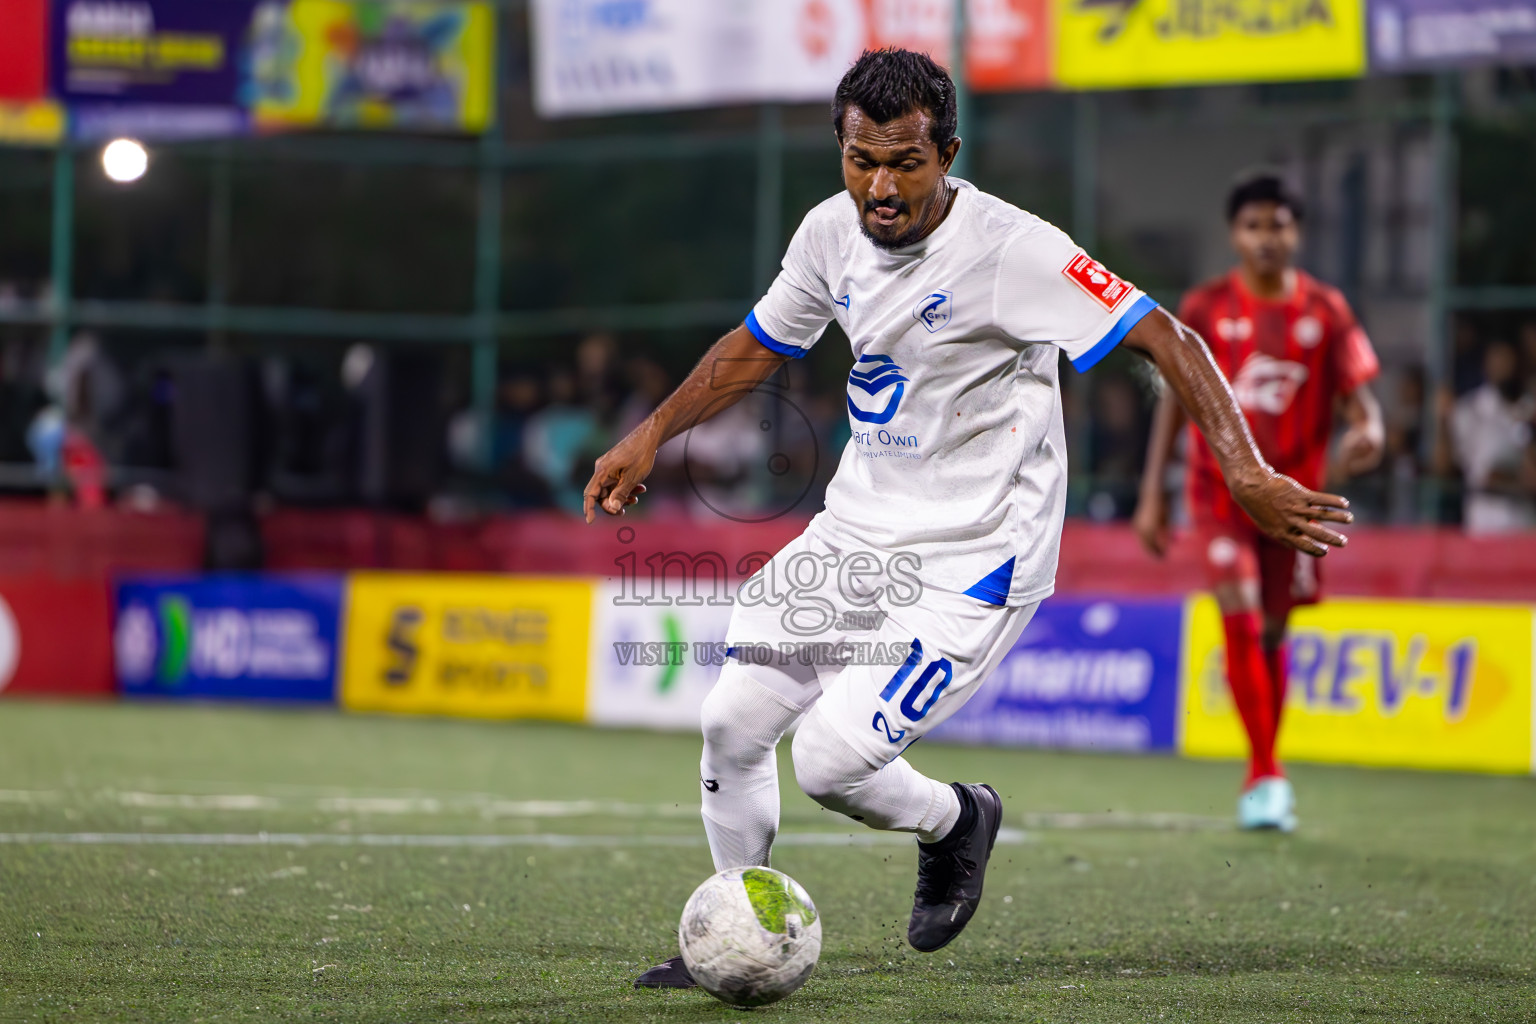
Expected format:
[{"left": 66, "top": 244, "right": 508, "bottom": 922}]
[{"left": 724, "top": 523, "right": 1037, "bottom": 767}]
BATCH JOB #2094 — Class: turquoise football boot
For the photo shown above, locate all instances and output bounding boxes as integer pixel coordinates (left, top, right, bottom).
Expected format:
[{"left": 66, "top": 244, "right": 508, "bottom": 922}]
[{"left": 1237, "top": 776, "right": 1296, "bottom": 832}]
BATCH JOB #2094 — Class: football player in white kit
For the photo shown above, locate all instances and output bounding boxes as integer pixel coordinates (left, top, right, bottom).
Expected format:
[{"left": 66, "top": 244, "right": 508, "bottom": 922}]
[{"left": 584, "top": 49, "right": 1353, "bottom": 988}]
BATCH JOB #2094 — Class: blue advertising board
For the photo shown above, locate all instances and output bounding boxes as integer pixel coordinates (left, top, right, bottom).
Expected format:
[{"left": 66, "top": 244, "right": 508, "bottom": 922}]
[
  {"left": 114, "top": 575, "right": 343, "bottom": 703},
  {"left": 929, "top": 596, "right": 1184, "bottom": 753},
  {"left": 1370, "top": 0, "right": 1536, "bottom": 71}
]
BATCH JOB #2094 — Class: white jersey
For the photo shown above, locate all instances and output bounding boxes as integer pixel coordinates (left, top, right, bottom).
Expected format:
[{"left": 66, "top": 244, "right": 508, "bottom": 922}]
[{"left": 747, "top": 179, "right": 1157, "bottom": 606}]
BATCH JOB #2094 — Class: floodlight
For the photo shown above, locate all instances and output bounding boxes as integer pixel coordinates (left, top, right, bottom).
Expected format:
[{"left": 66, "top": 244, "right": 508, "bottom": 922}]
[{"left": 102, "top": 138, "right": 148, "bottom": 183}]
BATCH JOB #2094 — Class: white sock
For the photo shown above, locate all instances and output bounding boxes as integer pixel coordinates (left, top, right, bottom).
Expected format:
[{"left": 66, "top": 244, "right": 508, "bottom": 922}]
[
  {"left": 791, "top": 707, "right": 961, "bottom": 843},
  {"left": 698, "top": 664, "right": 805, "bottom": 870}
]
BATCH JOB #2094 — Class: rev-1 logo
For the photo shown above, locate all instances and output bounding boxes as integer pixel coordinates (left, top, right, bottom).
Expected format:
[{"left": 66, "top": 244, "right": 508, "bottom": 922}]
[{"left": 913, "top": 289, "right": 952, "bottom": 333}]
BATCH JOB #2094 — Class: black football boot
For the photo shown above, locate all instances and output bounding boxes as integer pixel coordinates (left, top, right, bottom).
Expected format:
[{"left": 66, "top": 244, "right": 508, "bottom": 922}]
[
  {"left": 633, "top": 955, "right": 697, "bottom": 989},
  {"left": 907, "top": 782, "right": 1003, "bottom": 952}
]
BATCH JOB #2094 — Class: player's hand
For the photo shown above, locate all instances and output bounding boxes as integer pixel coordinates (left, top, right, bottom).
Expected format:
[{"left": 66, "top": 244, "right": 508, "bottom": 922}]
[
  {"left": 1132, "top": 493, "right": 1170, "bottom": 559},
  {"left": 583, "top": 425, "right": 658, "bottom": 523},
  {"left": 1230, "top": 471, "right": 1352, "bottom": 557},
  {"left": 1338, "top": 422, "right": 1385, "bottom": 476}
]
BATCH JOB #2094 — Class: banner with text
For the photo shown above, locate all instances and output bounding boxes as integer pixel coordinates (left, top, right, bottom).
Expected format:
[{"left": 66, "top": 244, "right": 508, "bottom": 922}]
[
  {"left": 1180, "top": 596, "right": 1534, "bottom": 774},
  {"left": 51, "top": 0, "right": 258, "bottom": 104},
  {"left": 115, "top": 575, "right": 342, "bottom": 702},
  {"left": 251, "top": 0, "right": 495, "bottom": 132},
  {"left": 1055, "top": 0, "right": 1367, "bottom": 89},
  {"left": 531, "top": 0, "right": 1049, "bottom": 118},
  {"left": 1369, "top": 0, "right": 1536, "bottom": 71},
  {"left": 587, "top": 581, "right": 736, "bottom": 730},
  {"left": 929, "top": 596, "right": 1184, "bottom": 753},
  {"left": 341, "top": 573, "right": 592, "bottom": 721}
]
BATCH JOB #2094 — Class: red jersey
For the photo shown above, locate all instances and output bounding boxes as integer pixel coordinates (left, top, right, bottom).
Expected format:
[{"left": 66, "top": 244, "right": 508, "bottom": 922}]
[{"left": 1180, "top": 270, "right": 1379, "bottom": 524}]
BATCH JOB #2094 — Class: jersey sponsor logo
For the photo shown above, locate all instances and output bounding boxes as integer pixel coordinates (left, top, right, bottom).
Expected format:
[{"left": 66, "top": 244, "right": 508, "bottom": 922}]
[
  {"left": 1231, "top": 352, "right": 1310, "bottom": 415},
  {"left": 1215, "top": 316, "right": 1254, "bottom": 342},
  {"left": 1062, "top": 252, "right": 1133, "bottom": 310},
  {"left": 846, "top": 353, "right": 909, "bottom": 424},
  {"left": 912, "top": 289, "right": 953, "bottom": 332},
  {"left": 1293, "top": 315, "right": 1323, "bottom": 348}
]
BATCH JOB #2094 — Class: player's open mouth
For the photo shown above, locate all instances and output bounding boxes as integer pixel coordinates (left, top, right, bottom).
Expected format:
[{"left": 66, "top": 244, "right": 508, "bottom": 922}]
[{"left": 869, "top": 206, "right": 903, "bottom": 227}]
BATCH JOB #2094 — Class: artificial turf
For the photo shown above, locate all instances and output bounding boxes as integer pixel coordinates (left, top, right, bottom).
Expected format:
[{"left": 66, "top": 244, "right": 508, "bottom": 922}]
[{"left": 1, "top": 700, "right": 1532, "bottom": 1022}]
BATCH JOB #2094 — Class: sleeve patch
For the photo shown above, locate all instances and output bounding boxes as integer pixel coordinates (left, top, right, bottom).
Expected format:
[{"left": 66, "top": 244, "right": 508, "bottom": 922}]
[{"left": 1062, "top": 252, "right": 1134, "bottom": 311}]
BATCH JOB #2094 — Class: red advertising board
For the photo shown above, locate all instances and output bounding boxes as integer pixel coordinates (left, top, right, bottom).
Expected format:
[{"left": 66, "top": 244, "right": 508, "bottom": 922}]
[
  {"left": 0, "top": 577, "right": 115, "bottom": 697},
  {"left": 0, "top": 0, "right": 48, "bottom": 100},
  {"left": 865, "top": 0, "right": 1052, "bottom": 91}
]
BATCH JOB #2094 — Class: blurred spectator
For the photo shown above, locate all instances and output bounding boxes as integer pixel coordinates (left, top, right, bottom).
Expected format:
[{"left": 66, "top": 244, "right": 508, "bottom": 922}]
[
  {"left": 523, "top": 367, "right": 599, "bottom": 514},
  {"left": 493, "top": 370, "right": 552, "bottom": 508},
  {"left": 1448, "top": 340, "right": 1536, "bottom": 533},
  {"left": 576, "top": 332, "right": 625, "bottom": 423},
  {"left": 615, "top": 356, "right": 672, "bottom": 438},
  {"left": 654, "top": 391, "right": 769, "bottom": 520}
]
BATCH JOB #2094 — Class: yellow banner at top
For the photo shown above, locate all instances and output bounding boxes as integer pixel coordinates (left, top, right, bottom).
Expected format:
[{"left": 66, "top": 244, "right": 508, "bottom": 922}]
[{"left": 1055, "top": 0, "right": 1366, "bottom": 89}]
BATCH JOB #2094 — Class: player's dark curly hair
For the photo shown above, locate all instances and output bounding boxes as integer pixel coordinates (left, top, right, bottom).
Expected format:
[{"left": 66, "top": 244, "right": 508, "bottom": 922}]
[
  {"left": 1226, "top": 170, "right": 1306, "bottom": 223},
  {"left": 832, "top": 48, "right": 957, "bottom": 149}
]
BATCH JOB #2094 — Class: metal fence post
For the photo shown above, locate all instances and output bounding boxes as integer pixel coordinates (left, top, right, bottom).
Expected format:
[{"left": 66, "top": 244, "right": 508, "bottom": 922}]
[{"left": 951, "top": 0, "right": 971, "bottom": 182}]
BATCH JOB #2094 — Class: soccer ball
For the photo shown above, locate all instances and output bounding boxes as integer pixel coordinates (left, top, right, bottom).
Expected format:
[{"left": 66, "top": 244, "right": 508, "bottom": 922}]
[{"left": 678, "top": 866, "right": 822, "bottom": 1007}]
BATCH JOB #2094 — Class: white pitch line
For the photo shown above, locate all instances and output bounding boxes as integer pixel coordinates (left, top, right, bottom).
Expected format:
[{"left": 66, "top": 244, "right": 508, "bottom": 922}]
[{"left": 0, "top": 829, "right": 1030, "bottom": 849}]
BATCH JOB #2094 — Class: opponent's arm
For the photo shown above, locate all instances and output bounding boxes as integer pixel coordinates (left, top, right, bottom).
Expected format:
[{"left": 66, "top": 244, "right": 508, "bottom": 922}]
[
  {"left": 583, "top": 325, "right": 788, "bottom": 522},
  {"left": 1336, "top": 385, "right": 1385, "bottom": 476},
  {"left": 1121, "top": 307, "right": 1352, "bottom": 556},
  {"left": 1131, "top": 388, "right": 1188, "bottom": 558}
]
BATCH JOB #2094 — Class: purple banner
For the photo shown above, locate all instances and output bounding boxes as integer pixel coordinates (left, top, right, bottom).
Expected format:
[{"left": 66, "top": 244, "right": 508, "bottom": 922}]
[
  {"left": 928, "top": 596, "right": 1184, "bottom": 754},
  {"left": 51, "top": 0, "right": 259, "bottom": 105},
  {"left": 1371, "top": 0, "right": 1536, "bottom": 70}
]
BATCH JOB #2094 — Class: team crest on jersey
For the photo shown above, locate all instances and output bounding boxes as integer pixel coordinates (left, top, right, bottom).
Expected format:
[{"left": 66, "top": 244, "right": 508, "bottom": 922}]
[
  {"left": 1062, "top": 252, "right": 1132, "bottom": 310},
  {"left": 1293, "top": 315, "right": 1323, "bottom": 348},
  {"left": 912, "top": 289, "right": 953, "bottom": 333},
  {"left": 847, "top": 353, "right": 909, "bottom": 424},
  {"left": 1232, "top": 353, "right": 1310, "bottom": 415}
]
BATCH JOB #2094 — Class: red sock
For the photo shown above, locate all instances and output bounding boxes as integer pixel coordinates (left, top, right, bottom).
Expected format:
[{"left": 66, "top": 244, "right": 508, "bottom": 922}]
[
  {"left": 1221, "top": 611, "right": 1279, "bottom": 785},
  {"left": 1264, "top": 643, "right": 1288, "bottom": 754}
]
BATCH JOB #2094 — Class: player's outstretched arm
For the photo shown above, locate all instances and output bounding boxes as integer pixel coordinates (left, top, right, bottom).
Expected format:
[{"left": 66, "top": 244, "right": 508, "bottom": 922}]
[
  {"left": 1337, "top": 385, "right": 1385, "bottom": 476},
  {"left": 583, "top": 324, "right": 790, "bottom": 523},
  {"left": 1122, "top": 307, "right": 1353, "bottom": 557}
]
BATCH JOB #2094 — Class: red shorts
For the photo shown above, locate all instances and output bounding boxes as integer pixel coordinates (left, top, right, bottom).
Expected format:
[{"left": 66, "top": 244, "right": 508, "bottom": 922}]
[{"left": 1194, "top": 512, "right": 1322, "bottom": 622}]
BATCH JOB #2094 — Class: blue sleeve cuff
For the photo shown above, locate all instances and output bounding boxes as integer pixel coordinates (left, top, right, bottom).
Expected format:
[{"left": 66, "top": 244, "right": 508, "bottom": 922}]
[
  {"left": 1070, "top": 294, "right": 1159, "bottom": 372},
  {"left": 745, "top": 310, "right": 808, "bottom": 359}
]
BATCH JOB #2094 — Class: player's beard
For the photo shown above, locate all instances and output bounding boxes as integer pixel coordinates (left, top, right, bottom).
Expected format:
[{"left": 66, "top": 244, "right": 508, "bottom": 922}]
[{"left": 860, "top": 197, "right": 925, "bottom": 251}]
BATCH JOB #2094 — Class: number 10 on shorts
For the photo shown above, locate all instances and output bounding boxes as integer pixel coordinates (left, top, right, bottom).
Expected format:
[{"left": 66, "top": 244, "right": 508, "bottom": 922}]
[{"left": 873, "top": 638, "right": 954, "bottom": 743}]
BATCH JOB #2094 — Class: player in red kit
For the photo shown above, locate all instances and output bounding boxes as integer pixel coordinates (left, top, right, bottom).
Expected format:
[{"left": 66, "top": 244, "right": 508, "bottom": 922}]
[{"left": 1134, "top": 172, "right": 1384, "bottom": 831}]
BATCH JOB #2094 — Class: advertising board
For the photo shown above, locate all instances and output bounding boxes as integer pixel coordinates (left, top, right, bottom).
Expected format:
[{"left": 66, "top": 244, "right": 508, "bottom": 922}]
[
  {"left": 930, "top": 596, "right": 1184, "bottom": 752},
  {"left": 341, "top": 573, "right": 592, "bottom": 721},
  {"left": 250, "top": 0, "right": 495, "bottom": 132},
  {"left": 1180, "top": 596, "right": 1534, "bottom": 774},
  {"left": 115, "top": 575, "right": 343, "bottom": 702},
  {"left": 0, "top": 578, "right": 114, "bottom": 698},
  {"left": 1055, "top": 0, "right": 1367, "bottom": 89},
  {"left": 587, "top": 580, "right": 736, "bottom": 730}
]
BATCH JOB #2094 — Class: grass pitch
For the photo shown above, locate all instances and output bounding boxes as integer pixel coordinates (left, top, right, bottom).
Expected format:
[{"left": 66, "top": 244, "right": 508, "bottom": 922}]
[{"left": 1, "top": 701, "right": 1533, "bottom": 1022}]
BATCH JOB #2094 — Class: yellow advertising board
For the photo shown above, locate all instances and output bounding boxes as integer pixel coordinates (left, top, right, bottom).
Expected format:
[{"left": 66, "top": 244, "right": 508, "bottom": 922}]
[
  {"left": 0, "top": 101, "right": 64, "bottom": 146},
  {"left": 1055, "top": 0, "right": 1366, "bottom": 89},
  {"left": 341, "top": 573, "right": 592, "bottom": 721},
  {"left": 1181, "top": 596, "right": 1533, "bottom": 773}
]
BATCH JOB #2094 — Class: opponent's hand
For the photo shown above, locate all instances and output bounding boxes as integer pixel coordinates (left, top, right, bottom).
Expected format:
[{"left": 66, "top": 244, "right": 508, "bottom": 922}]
[
  {"left": 1230, "top": 471, "right": 1353, "bottom": 557},
  {"left": 583, "top": 425, "right": 658, "bottom": 523},
  {"left": 1338, "top": 422, "right": 1385, "bottom": 476},
  {"left": 1132, "top": 493, "right": 1170, "bottom": 559}
]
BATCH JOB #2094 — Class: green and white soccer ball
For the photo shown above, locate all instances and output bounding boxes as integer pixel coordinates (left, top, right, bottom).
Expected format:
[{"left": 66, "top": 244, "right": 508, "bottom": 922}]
[{"left": 678, "top": 866, "right": 822, "bottom": 1007}]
